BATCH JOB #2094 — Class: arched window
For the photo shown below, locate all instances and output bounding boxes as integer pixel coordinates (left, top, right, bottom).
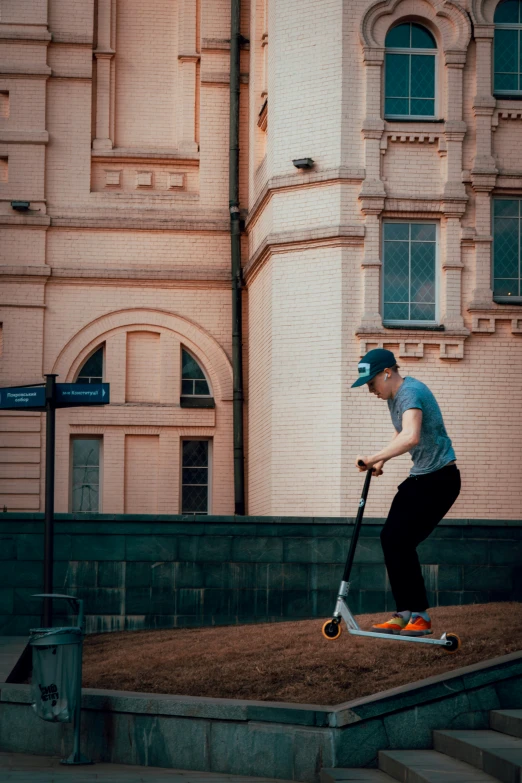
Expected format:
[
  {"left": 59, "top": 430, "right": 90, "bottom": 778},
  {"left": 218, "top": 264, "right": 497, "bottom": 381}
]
[
  {"left": 494, "top": 0, "right": 522, "bottom": 95},
  {"left": 76, "top": 345, "right": 103, "bottom": 383},
  {"left": 181, "top": 348, "right": 210, "bottom": 396},
  {"left": 384, "top": 22, "right": 437, "bottom": 119}
]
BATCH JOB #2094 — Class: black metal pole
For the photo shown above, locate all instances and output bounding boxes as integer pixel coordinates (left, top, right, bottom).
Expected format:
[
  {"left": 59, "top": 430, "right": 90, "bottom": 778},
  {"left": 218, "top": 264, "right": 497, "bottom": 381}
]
[
  {"left": 229, "top": 0, "right": 245, "bottom": 515},
  {"left": 43, "top": 374, "right": 57, "bottom": 626}
]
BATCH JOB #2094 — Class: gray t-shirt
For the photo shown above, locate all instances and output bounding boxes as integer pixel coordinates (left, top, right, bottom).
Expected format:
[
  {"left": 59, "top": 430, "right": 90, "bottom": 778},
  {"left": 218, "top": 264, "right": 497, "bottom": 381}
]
[{"left": 387, "top": 376, "right": 456, "bottom": 476}]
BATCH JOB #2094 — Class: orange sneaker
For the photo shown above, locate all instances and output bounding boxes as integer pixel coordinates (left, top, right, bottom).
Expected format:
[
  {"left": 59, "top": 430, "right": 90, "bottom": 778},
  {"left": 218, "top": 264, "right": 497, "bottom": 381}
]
[
  {"left": 372, "top": 613, "right": 408, "bottom": 635},
  {"left": 401, "top": 615, "right": 432, "bottom": 636}
]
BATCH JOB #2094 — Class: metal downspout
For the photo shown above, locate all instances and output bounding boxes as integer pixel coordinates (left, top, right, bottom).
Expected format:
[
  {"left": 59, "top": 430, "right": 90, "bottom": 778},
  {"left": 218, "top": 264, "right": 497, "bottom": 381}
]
[{"left": 229, "top": 0, "right": 245, "bottom": 515}]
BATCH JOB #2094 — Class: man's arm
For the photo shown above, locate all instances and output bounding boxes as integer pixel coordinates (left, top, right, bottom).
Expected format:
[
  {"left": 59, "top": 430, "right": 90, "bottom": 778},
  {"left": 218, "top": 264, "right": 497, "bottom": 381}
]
[{"left": 357, "top": 409, "right": 422, "bottom": 472}]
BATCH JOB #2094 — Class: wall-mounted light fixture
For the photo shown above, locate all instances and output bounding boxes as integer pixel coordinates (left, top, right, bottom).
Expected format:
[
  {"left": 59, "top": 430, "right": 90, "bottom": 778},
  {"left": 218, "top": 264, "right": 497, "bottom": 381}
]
[
  {"left": 11, "top": 201, "right": 30, "bottom": 212},
  {"left": 292, "top": 158, "right": 314, "bottom": 170}
]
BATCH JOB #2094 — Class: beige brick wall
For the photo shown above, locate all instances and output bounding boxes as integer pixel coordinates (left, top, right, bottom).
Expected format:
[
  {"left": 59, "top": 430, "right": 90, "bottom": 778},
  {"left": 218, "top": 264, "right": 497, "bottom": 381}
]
[
  {"left": 124, "top": 434, "right": 160, "bottom": 513},
  {"left": 1, "top": 0, "right": 521, "bottom": 521}
]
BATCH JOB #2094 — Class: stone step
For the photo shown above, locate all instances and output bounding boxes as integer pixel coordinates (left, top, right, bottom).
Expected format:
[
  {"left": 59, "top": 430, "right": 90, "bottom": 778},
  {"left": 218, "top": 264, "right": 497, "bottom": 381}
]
[
  {"left": 433, "top": 729, "right": 522, "bottom": 783},
  {"left": 490, "top": 710, "right": 522, "bottom": 740},
  {"left": 379, "top": 749, "right": 502, "bottom": 782},
  {"left": 321, "top": 769, "right": 394, "bottom": 783}
]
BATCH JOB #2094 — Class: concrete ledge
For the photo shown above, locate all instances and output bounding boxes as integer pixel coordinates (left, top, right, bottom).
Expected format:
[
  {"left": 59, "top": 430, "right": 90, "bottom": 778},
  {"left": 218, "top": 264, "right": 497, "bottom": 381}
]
[{"left": 1, "top": 652, "right": 521, "bottom": 781}]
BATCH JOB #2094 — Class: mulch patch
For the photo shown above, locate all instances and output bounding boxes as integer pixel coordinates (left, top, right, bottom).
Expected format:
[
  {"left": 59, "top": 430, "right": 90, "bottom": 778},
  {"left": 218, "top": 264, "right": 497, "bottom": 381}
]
[{"left": 82, "top": 602, "right": 522, "bottom": 705}]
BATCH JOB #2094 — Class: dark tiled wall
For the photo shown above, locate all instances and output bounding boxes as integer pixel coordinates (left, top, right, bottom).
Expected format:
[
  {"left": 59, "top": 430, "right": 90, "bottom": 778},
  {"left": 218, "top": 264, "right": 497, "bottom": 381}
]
[{"left": 0, "top": 514, "right": 521, "bottom": 634}]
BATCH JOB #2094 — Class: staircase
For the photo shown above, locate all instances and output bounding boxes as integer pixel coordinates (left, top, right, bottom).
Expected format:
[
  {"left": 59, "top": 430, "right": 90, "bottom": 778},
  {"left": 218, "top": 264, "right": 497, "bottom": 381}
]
[{"left": 321, "top": 710, "right": 522, "bottom": 783}]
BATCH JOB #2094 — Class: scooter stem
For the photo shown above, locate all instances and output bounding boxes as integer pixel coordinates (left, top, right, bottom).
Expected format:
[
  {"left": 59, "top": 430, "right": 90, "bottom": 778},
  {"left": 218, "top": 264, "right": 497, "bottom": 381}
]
[{"left": 342, "top": 465, "right": 372, "bottom": 583}]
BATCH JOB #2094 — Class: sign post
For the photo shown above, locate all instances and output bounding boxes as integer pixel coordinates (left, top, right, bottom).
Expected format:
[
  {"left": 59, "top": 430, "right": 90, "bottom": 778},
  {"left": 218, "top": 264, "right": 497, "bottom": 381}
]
[
  {"left": 43, "top": 375, "right": 57, "bottom": 627},
  {"left": 0, "top": 377, "right": 110, "bottom": 627}
]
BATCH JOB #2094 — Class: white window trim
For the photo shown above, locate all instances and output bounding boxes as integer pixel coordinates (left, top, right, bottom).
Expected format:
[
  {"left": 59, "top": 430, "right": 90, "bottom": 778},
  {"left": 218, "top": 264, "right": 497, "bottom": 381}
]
[
  {"left": 384, "top": 46, "right": 438, "bottom": 121},
  {"left": 493, "top": 22, "right": 522, "bottom": 95},
  {"left": 180, "top": 437, "right": 212, "bottom": 515},
  {"left": 69, "top": 436, "right": 103, "bottom": 513},
  {"left": 491, "top": 197, "right": 522, "bottom": 302},
  {"left": 180, "top": 346, "right": 213, "bottom": 398},
  {"left": 381, "top": 219, "right": 440, "bottom": 327}
]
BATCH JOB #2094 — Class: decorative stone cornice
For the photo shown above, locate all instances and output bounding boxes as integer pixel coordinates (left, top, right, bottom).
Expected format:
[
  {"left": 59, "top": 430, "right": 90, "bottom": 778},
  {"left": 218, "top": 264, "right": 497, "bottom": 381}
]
[
  {"left": 0, "top": 27, "right": 52, "bottom": 42},
  {"left": 0, "top": 265, "right": 50, "bottom": 278},
  {"left": 47, "top": 266, "right": 230, "bottom": 286},
  {"left": 362, "top": 47, "right": 384, "bottom": 64},
  {"left": 362, "top": 118, "right": 385, "bottom": 139},
  {"left": 473, "top": 95, "right": 496, "bottom": 116},
  {"left": 444, "top": 50, "right": 467, "bottom": 67},
  {"left": 50, "top": 214, "right": 228, "bottom": 232},
  {"left": 356, "top": 328, "right": 469, "bottom": 360},
  {"left": 244, "top": 225, "right": 365, "bottom": 284},
  {"left": 178, "top": 52, "right": 200, "bottom": 63},
  {"left": 245, "top": 167, "right": 366, "bottom": 230},
  {"left": 470, "top": 169, "right": 497, "bottom": 192},
  {"left": 469, "top": 311, "right": 522, "bottom": 334},
  {"left": 0, "top": 65, "right": 51, "bottom": 77},
  {"left": 93, "top": 49, "right": 115, "bottom": 59},
  {"left": 359, "top": 193, "right": 386, "bottom": 214},
  {"left": 91, "top": 148, "right": 200, "bottom": 163},
  {"left": 0, "top": 130, "right": 48, "bottom": 144},
  {"left": 441, "top": 192, "right": 468, "bottom": 216}
]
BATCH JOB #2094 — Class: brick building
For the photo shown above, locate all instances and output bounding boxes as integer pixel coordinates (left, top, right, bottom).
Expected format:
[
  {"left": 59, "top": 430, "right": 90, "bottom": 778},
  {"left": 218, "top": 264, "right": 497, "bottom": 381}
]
[{"left": 0, "top": 0, "right": 521, "bottom": 520}]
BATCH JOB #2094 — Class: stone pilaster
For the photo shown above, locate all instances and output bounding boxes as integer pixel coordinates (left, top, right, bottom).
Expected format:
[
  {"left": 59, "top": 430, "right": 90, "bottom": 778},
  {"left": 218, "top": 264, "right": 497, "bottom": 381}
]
[
  {"left": 470, "top": 26, "right": 497, "bottom": 309},
  {"left": 178, "top": 0, "right": 200, "bottom": 154},
  {"left": 93, "top": 0, "right": 116, "bottom": 150}
]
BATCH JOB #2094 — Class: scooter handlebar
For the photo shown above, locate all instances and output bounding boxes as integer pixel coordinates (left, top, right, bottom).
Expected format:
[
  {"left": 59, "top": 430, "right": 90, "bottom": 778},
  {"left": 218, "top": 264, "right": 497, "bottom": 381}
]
[{"left": 357, "top": 459, "right": 367, "bottom": 468}]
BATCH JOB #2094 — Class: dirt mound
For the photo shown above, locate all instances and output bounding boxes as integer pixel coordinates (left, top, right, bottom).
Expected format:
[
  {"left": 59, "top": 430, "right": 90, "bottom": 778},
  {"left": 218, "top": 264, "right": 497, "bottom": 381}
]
[{"left": 82, "top": 602, "right": 522, "bottom": 705}]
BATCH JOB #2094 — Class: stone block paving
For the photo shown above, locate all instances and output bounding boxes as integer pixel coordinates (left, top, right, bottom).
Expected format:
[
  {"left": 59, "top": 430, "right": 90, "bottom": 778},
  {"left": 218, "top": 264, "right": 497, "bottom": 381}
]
[{"left": 0, "top": 754, "right": 294, "bottom": 783}]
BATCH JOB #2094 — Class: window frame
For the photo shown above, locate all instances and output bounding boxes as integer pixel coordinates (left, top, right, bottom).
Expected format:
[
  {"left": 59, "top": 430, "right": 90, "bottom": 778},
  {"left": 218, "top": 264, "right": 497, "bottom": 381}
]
[
  {"left": 384, "top": 24, "right": 438, "bottom": 121},
  {"left": 179, "top": 437, "right": 212, "bottom": 516},
  {"left": 69, "top": 436, "right": 103, "bottom": 513},
  {"left": 493, "top": 1, "right": 522, "bottom": 97},
  {"left": 491, "top": 197, "right": 522, "bottom": 302},
  {"left": 381, "top": 219, "right": 440, "bottom": 327},
  {"left": 180, "top": 347, "right": 212, "bottom": 398},
  {"left": 75, "top": 344, "right": 105, "bottom": 384}
]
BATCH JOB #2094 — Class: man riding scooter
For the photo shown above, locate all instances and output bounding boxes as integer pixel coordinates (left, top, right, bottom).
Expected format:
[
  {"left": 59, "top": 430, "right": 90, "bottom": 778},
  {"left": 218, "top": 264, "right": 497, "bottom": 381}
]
[{"left": 351, "top": 349, "right": 461, "bottom": 637}]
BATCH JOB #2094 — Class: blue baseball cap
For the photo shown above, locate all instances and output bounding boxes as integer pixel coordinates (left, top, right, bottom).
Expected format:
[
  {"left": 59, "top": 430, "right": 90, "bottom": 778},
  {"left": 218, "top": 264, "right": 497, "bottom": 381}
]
[{"left": 351, "top": 348, "right": 397, "bottom": 388}]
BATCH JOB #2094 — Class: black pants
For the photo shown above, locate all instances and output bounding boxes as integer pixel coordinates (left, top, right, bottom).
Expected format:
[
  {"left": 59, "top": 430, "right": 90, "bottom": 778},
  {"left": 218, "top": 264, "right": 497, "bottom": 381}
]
[{"left": 380, "top": 464, "right": 461, "bottom": 612}]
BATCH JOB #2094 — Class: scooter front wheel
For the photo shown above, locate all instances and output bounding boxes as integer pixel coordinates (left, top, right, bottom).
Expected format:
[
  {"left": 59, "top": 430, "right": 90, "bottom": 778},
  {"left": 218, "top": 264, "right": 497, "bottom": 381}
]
[
  {"left": 322, "top": 619, "right": 342, "bottom": 640},
  {"left": 444, "top": 633, "right": 461, "bottom": 653}
]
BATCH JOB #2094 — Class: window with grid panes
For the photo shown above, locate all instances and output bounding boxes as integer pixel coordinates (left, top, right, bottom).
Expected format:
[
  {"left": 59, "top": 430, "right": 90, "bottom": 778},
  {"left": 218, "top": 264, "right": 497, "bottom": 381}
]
[
  {"left": 493, "top": 199, "right": 522, "bottom": 299},
  {"left": 384, "top": 23, "right": 436, "bottom": 119},
  {"left": 71, "top": 438, "right": 101, "bottom": 512},
  {"left": 76, "top": 345, "right": 103, "bottom": 384},
  {"left": 383, "top": 222, "right": 437, "bottom": 324},
  {"left": 494, "top": 0, "right": 522, "bottom": 95},
  {"left": 181, "top": 349, "right": 210, "bottom": 396},
  {"left": 181, "top": 440, "right": 209, "bottom": 514}
]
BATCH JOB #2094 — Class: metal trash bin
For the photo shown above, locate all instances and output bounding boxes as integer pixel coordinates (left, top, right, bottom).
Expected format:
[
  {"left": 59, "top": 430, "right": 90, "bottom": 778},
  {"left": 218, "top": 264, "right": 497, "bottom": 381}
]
[
  {"left": 30, "top": 626, "right": 82, "bottom": 722},
  {"left": 30, "top": 593, "right": 92, "bottom": 765}
]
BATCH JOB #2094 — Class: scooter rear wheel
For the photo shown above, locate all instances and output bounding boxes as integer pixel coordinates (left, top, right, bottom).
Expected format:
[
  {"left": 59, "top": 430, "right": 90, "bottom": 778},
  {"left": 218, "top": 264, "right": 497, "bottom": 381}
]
[
  {"left": 322, "top": 620, "right": 342, "bottom": 640},
  {"left": 444, "top": 633, "right": 461, "bottom": 653}
]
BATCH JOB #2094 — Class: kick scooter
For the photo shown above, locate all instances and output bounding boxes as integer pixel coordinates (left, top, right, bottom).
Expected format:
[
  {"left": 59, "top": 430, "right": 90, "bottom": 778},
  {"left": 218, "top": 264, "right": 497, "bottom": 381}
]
[{"left": 321, "top": 462, "right": 461, "bottom": 653}]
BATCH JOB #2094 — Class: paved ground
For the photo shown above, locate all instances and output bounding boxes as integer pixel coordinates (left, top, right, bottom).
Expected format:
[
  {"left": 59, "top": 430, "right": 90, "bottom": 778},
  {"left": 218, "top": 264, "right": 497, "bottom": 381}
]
[
  {"left": 0, "top": 637, "right": 28, "bottom": 683},
  {"left": 0, "top": 754, "right": 292, "bottom": 783}
]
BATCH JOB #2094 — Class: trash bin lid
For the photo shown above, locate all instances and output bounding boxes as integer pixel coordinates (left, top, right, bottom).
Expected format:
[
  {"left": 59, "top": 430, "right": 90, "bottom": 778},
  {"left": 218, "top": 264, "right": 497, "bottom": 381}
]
[{"left": 30, "top": 626, "right": 83, "bottom": 646}]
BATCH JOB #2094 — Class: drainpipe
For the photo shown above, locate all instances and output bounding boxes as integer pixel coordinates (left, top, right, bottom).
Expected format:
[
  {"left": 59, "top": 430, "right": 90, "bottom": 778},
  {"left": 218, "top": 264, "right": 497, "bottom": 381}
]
[{"left": 229, "top": 0, "right": 245, "bottom": 515}]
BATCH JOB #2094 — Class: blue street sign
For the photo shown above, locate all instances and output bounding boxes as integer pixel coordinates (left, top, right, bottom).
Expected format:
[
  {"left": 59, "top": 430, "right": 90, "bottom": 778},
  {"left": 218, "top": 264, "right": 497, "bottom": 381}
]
[
  {"left": 0, "top": 386, "right": 46, "bottom": 410},
  {"left": 55, "top": 383, "right": 110, "bottom": 407}
]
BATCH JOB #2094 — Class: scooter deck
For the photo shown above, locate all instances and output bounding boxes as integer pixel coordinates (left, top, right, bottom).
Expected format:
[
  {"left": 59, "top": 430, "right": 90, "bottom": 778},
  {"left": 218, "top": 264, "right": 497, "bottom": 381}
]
[{"left": 348, "top": 628, "right": 450, "bottom": 646}]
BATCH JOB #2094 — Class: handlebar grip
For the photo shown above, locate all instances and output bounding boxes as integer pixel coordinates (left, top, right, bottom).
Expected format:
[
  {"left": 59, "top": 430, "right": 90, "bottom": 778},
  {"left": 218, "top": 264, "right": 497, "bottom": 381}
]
[{"left": 357, "top": 459, "right": 367, "bottom": 468}]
